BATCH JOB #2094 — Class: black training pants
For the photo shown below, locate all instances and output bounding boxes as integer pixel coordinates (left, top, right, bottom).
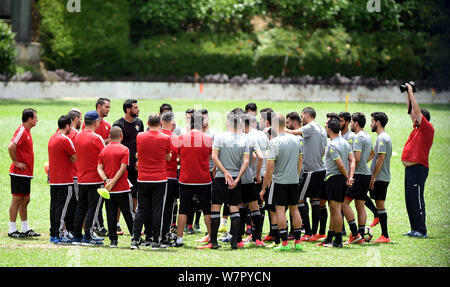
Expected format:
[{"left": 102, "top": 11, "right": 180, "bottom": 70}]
[
  {"left": 73, "top": 184, "right": 103, "bottom": 240},
  {"left": 405, "top": 164, "right": 429, "bottom": 235},
  {"left": 105, "top": 192, "right": 135, "bottom": 241}
]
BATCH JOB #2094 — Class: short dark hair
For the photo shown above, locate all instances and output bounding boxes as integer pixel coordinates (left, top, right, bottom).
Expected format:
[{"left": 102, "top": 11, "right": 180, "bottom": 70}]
[
  {"left": 351, "top": 112, "right": 366, "bottom": 128},
  {"left": 160, "top": 103, "right": 173, "bottom": 114},
  {"left": 185, "top": 108, "right": 194, "bottom": 114},
  {"left": 57, "top": 115, "right": 71, "bottom": 129},
  {"left": 123, "top": 99, "right": 137, "bottom": 114},
  {"left": 326, "top": 112, "right": 339, "bottom": 121},
  {"left": 339, "top": 112, "right": 351, "bottom": 123},
  {"left": 260, "top": 107, "right": 274, "bottom": 125},
  {"left": 68, "top": 110, "right": 81, "bottom": 121},
  {"left": 286, "top": 112, "right": 301, "bottom": 123},
  {"left": 201, "top": 109, "right": 208, "bottom": 115},
  {"left": 302, "top": 107, "right": 316, "bottom": 119},
  {"left": 327, "top": 118, "right": 340, "bottom": 134},
  {"left": 148, "top": 113, "right": 161, "bottom": 127},
  {"left": 421, "top": 108, "right": 431, "bottom": 122},
  {"left": 190, "top": 110, "right": 204, "bottom": 130},
  {"left": 96, "top": 97, "right": 110, "bottom": 109},
  {"left": 371, "top": 112, "right": 388, "bottom": 127},
  {"left": 230, "top": 107, "right": 245, "bottom": 115},
  {"left": 227, "top": 112, "right": 242, "bottom": 130},
  {"left": 245, "top": 103, "right": 257, "bottom": 112},
  {"left": 241, "top": 113, "right": 251, "bottom": 127},
  {"left": 22, "top": 108, "right": 36, "bottom": 123}
]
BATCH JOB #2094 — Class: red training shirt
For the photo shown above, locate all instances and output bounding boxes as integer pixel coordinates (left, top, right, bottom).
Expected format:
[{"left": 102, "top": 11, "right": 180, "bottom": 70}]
[
  {"left": 75, "top": 129, "right": 106, "bottom": 184},
  {"left": 98, "top": 142, "right": 130, "bottom": 192},
  {"left": 82, "top": 118, "right": 111, "bottom": 140},
  {"left": 160, "top": 129, "right": 179, "bottom": 179},
  {"left": 48, "top": 131, "right": 76, "bottom": 185},
  {"left": 9, "top": 125, "right": 34, "bottom": 178},
  {"left": 136, "top": 130, "right": 171, "bottom": 182},
  {"left": 178, "top": 130, "right": 212, "bottom": 185},
  {"left": 401, "top": 115, "right": 434, "bottom": 168},
  {"left": 67, "top": 127, "right": 80, "bottom": 178}
]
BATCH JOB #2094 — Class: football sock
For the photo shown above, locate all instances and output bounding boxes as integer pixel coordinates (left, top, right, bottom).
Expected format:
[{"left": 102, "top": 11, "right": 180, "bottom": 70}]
[
  {"left": 298, "top": 202, "right": 311, "bottom": 235},
  {"left": 348, "top": 219, "right": 359, "bottom": 237},
  {"left": 250, "top": 210, "right": 262, "bottom": 240},
  {"left": 239, "top": 207, "right": 248, "bottom": 237},
  {"left": 377, "top": 209, "right": 389, "bottom": 238},
  {"left": 194, "top": 210, "right": 201, "bottom": 225},
  {"left": 259, "top": 207, "right": 265, "bottom": 234},
  {"left": 271, "top": 224, "right": 280, "bottom": 244},
  {"left": 341, "top": 211, "right": 346, "bottom": 234},
  {"left": 334, "top": 232, "right": 342, "bottom": 245},
  {"left": 279, "top": 228, "right": 288, "bottom": 243},
  {"left": 210, "top": 211, "right": 221, "bottom": 244},
  {"left": 325, "top": 230, "right": 335, "bottom": 243},
  {"left": 319, "top": 206, "right": 328, "bottom": 235},
  {"left": 358, "top": 225, "right": 365, "bottom": 238},
  {"left": 365, "top": 196, "right": 378, "bottom": 218},
  {"left": 293, "top": 228, "right": 302, "bottom": 241},
  {"left": 9, "top": 222, "right": 17, "bottom": 233},
  {"left": 230, "top": 212, "right": 241, "bottom": 243},
  {"left": 21, "top": 221, "right": 29, "bottom": 233},
  {"left": 311, "top": 200, "right": 320, "bottom": 234}
]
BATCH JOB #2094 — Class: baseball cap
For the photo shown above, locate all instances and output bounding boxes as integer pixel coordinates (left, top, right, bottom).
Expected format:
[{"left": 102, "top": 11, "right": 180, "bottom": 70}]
[{"left": 84, "top": 110, "right": 100, "bottom": 121}]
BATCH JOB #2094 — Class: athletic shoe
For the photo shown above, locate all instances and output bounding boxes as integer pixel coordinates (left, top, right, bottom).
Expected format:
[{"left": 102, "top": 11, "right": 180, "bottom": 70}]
[
  {"left": 231, "top": 241, "right": 245, "bottom": 250},
  {"left": 116, "top": 226, "right": 124, "bottom": 236},
  {"left": 249, "top": 239, "right": 265, "bottom": 247},
  {"left": 369, "top": 217, "right": 380, "bottom": 228},
  {"left": 95, "top": 227, "right": 108, "bottom": 237},
  {"left": 373, "top": 235, "right": 391, "bottom": 243},
  {"left": 313, "top": 234, "right": 327, "bottom": 241},
  {"left": 265, "top": 242, "right": 279, "bottom": 249},
  {"left": 23, "top": 229, "right": 41, "bottom": 237},
  {"left": 110, "top": 240, "right": 118, "bottom": 248},
  {"left": 294, "top": 240, "right": 304, "bottom": 251},
  {"left": 90, "top": 232, "right": 104, "bottom": 241},
  {"left": 58, "top": 236, "right": 73, "bottom": 245},
  {"left": 194, "top": 223, "right": 201, "bottom": 233},
  {"left": 139, "top": 238, "right": 152, "bottom": 247},
  {"left": 72, "top": 237, "right": 82, "bottom": 245},
  {"left": 219, "top": 233, "right": 232, "bottom": 242},
  {"left": 174, "top": 242, "right": 184, "bottom": 248},
  {"left": 218, "top": 224, "right": 228, "bottom": 233},
  {"left": 410, "top": 231, "right": 428, "bottom": 238},
  {"left": 63, "top": 230, "right": 74, "bottom": 240},
  {"left": 196, "top": 243, "right": 213, "bottom": 249},
  {"left": 50, "top": 236, "right": 60, "bottom": 244},
  {"left": 170, "top": 225, "right": 177, "bottom": 234},
  {"left": 262, "top": 235, "right": 275, "bottom": 242},
  {"left": 152, "top": 243, "right": 166, "bottom": 250},
  {"left": 187, "top": 227, "right": 195, "bottom": 235},
  {"left": 243, "top": 234, "right": 252, "bottom": 242},
  {"left": 195, "top": 235, "right": 210, "bottom": 243},
  {"left": 324, "top": 241, "right": 343, "bottom": 248},
  {"left": 130, "top": 240, "right": 139, "bottom": 250},
  {"left": 8, "top": 231, "right": 26, "bottom": 239},
  {"left": 317, "top": 239, "right": 332, "bottom": 246},
  {"left": 81, "top": 237, "right": 103, "bottom": 246},
  {"left": 344, "top": 234, "right": 363, "bottom": 245},
  {"left": 300, "top": 234, "right": 313, "bottom": 242},
  {"left": 402, "top": 230, "right": 415, "bottom": 236},
  {"left": 274, "top": 243, "right": 291, "bottom": 251}
]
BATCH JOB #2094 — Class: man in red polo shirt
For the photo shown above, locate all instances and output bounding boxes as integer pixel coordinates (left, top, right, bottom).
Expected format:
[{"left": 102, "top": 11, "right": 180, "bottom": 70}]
[
  {"left": 8, "top": 108, "right": 40, "bottom": 239},
  {"left": 174, "top": 110, "right": 213, "bottom": 248},
  {"left": 48, "top": 115, "right": 77, "bottom": 244},
  {"left": 131, "top": 113, "right": 171, "bottom": 250},
  {"left": 72, "top": 111, "right": 106, "bottom": 246},
  {"left": 401, "top": 83, "right": 434, "bottom": 238},
  {"left": 97, "top": 126, "right": 135, "bottom": 248}
]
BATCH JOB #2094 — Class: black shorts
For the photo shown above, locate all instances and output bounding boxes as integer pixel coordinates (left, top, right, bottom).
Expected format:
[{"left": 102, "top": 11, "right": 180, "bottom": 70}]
[
  {"left": 346, "top": 174, "right": 371, "bottom": 200},
  {"left": 241, "top": 183, "right": 259, "bottom": 204},
  {"left": 299, "top": 170, "right": 326, "bottom": 201},
  {"left": 167, "top": 178, "right": 180, "bottom": 199},
  {"left": 264, "top": 182, "right": 276, "bottom": 212},
  {"left": 369, "top": 181, "right": 390, "bottom": 201},
  {"left": 269, "top": 183, "right": 300, "bottom": 207},
  {"left": 319, "top": 179, "right": 328, "bottom": 200},
  {"left": 10, "top": 175, "right": 31, "bottom": 197},
  {"left": 179, "top": 184, "right": 211, "bottom": 215},
  {"left": 212, "top": 177, "right": 241, "bottom": 206},
  {"left": 254, "top": 177, "right": 264, "bottom": 206},
  {"left": 326, "top": 175, "right": 347, "bottom": 203}
]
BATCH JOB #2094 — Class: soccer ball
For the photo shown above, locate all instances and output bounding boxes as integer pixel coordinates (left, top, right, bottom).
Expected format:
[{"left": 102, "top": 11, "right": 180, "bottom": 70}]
[{"left": 364, "top": 227, "right": 373, "bottom": 242}]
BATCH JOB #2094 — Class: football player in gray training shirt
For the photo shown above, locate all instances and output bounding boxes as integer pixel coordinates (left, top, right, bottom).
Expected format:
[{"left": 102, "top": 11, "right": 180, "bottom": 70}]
[
  {"left": 368, "top": 112, "right": 392, "bottom": 243},
  {"left": 341, "top": 112, "right": 374, "bottom": 244},
  {"left": 285, "top": 107, "right": 327, "bottom": 242},
  {"left": 339, "top": 112, "right": 356, "bottom": 149},
  {"left": 209, "top": 112, "right": 250, "bottom": 250},
  {"left": 260, "top": 113, "right": 304, "bottom": 251},
  {"left": 320, "top": 118, "right": 355, "bottom": 248}
]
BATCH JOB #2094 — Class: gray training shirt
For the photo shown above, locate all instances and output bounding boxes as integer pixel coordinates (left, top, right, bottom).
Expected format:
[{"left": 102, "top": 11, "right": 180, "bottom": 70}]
[
  {"left": 268, "top": 133, "right": 302, "bottom": 184},
  {"left": 352, "top": 130, "right": 373, "bottom": 175},
  {"left": 251, "top": 128, "right": 269, "bottom": 177},
  {"left": 342, "top": 130, "right": 356, "bottom": 150},
  {"left": 212, "top": 132, "right": 250, "bottom": 178},
  {"left": 325, "top": 136, "right": 352, "bottom": 180},
  {"left": 301, "top": 122, "right": 327, "bottom": 172},
  {"left": 370, "top": 131, "right": 392, "bottom": 182},
  {"left": 241, "top": 132, "right": 261, "bottom": 184}
]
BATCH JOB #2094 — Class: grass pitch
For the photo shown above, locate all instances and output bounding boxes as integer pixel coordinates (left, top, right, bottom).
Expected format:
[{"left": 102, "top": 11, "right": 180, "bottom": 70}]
[{"left": 0, "top": 98, "right": 449, "bottom": 267}]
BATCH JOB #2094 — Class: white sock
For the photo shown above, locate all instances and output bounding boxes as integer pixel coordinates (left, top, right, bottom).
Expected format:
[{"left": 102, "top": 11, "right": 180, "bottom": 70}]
[
  {"left": 9, "top": 222, "right": 17, "bottom": 233},
  {"left": 117, "top": 222, "right": 121, "bottom": 227},
  {"left": 176, "top": 237, "right": 183, "bottom": 244},
  {"left": 221, "top": 218, "right": 227, "bottom": 225},
  {"left": 21, "top": 221, "right": 29, "bottom": 232}
]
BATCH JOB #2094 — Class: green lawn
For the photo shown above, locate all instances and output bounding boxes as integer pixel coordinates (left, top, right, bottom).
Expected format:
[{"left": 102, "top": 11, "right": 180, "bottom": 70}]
[{"left": 0, "top": 98, "right": 449, "bottom": 267}]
